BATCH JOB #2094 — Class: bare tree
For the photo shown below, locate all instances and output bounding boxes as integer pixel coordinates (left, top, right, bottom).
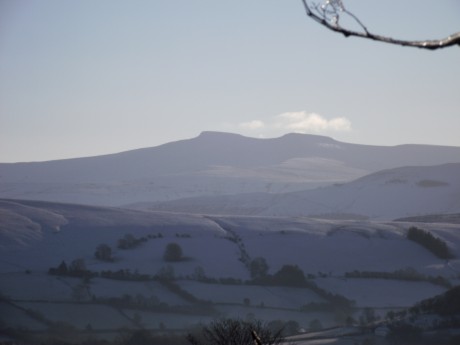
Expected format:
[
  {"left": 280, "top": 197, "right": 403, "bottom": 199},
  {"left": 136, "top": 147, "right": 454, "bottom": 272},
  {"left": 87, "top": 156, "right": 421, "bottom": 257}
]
[
  {"left": 94, "top": 243, "right": 113, "bottom": 261},
  {"left": 187, "top": 319, "right": 284, "bottom": 345},
  {"left": 301, "top": 0, "right": 460, "bottom": 50}
]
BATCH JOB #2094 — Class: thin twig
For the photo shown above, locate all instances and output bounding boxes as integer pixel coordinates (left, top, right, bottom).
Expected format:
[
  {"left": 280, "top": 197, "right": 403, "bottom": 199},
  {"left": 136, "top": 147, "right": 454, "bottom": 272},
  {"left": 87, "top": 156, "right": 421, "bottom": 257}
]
[
  {"left": 343, "top": 9, "right": 369, "bottom": 35},
  {"left": 301, "top": 0, "right": 460, "bottom": 50}
]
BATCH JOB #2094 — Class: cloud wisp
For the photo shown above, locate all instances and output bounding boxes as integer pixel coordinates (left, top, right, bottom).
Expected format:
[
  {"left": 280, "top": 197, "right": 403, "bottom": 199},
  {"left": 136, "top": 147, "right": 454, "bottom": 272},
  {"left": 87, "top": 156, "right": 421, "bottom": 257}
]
[
  {"left": 238, "top": 120, "right": 265, "bottom": 130},
  {"left": 236, "top": 111, "right": 351, "bottom": 136},
  {"left": 275, "top": 111, "right": 351, "bottom": 132}
]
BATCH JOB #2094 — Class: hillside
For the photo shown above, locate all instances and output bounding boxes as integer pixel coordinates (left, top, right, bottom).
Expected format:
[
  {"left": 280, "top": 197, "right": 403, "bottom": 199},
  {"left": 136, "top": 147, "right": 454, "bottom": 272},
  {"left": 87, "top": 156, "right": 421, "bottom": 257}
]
[
  {"left": 397, "top": 213, "right": 460, "bottom": 224},
  {"left": 142, "top": 163, "right": 460, "bottom": 220},
  {"left": 1, "top": 199, "right": 460, "bottom": 342},
  {"left": 1, "top": 132, "right": 460, "bottom": 206}
]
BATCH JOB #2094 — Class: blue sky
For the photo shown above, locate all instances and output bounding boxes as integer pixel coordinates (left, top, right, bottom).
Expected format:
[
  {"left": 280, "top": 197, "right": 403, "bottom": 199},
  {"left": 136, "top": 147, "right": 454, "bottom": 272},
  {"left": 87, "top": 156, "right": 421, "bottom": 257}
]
[{"left": 1, "top": 0, "right": 459, "bottom": 162}]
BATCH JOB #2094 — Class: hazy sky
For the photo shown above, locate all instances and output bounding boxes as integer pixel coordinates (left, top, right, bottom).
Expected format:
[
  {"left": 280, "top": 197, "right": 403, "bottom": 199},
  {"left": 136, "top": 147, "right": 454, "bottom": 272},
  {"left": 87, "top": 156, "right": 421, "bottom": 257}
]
[{"left": 1, "top": 0, "right": 459, "bottom": 163}]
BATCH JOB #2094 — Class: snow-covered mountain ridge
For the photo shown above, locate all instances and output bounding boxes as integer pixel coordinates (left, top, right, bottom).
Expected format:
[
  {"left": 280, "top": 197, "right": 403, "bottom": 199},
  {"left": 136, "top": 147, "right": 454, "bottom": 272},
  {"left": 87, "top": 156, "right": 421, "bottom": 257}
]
[{"left": 1, "top": 131, "right": 460, "bottom": 206}]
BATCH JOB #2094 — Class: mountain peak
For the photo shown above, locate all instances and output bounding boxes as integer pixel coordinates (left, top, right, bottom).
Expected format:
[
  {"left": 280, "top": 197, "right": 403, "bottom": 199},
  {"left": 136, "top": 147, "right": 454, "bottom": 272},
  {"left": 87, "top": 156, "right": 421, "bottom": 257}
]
[
  {"left": 279, "top": 132, "right": 336, "bottom": 142},
  {"left": 197, "top": 131, "right": 245, "bottom": 139},
  {"left": 197, "top": 131, "right": 336, "bottom": 143}
]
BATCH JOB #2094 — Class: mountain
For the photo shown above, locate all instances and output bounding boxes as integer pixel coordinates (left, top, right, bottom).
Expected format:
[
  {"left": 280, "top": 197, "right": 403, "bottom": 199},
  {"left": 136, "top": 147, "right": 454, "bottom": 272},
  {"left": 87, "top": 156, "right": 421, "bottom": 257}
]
[
  {"left": 140, "top": 163, "right": 460, "bottom": 220},
  {"left": 1, "top": 132, "right": 460, "bottom": 206}
]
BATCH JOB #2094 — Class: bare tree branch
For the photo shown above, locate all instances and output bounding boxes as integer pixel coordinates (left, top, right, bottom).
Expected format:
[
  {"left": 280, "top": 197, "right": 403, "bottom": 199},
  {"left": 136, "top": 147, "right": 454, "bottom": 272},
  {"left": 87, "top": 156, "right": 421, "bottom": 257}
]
[{"left": 301, "top": 0, "right": 460, "bottom": 50}]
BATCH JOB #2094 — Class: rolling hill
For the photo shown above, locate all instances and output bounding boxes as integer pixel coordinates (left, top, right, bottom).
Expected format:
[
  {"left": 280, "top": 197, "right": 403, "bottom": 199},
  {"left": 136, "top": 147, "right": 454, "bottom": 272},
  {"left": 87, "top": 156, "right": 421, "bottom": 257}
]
[
  {"left": 133, "top": 162, "right": 460, "bottom": 220},
  {"left": 1, "top": 199, "right": 460, "bottom": 339}
]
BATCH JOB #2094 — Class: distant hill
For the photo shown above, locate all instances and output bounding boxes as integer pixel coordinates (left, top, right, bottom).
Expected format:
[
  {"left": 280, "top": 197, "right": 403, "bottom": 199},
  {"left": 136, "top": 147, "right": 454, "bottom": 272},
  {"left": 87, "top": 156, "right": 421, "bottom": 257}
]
[
  {"left": 141, "top": 163, "right": 460, "bottom": 220},
  {"left": 1, "top": 131, "right": 460, "bottom": 206},
  {"left": 396, "top": 213, "right": 460, "bottom": 224}
]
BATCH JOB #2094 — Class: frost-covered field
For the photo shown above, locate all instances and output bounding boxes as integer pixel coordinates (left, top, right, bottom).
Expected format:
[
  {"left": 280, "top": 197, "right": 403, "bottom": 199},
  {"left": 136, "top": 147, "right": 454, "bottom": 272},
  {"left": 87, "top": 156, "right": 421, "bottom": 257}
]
[
  {"left": 16, "top": 302, "right": 130, "bottom": 329},
  {"left": 180, "top": 281, "right": 325, "bottom": 308},
  {"left": 1, "top": 199, "right": 460, "bottom": 335},
  {"left": 314, "top": 278, "right": 447, "bottom": 308}
]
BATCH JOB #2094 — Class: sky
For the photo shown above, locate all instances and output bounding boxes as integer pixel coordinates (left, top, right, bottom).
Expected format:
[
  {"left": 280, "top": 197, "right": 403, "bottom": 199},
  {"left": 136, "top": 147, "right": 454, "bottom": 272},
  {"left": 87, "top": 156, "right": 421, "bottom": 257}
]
[{"left": 1, "top": 0, "right": 459, "bottom": 163}]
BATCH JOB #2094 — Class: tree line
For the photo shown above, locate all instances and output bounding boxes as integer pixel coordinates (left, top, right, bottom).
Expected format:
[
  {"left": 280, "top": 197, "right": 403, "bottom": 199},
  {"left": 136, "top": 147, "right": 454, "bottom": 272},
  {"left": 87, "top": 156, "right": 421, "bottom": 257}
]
[{"left": 407, "top": 227, "right": 454, "bottom": 260}]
